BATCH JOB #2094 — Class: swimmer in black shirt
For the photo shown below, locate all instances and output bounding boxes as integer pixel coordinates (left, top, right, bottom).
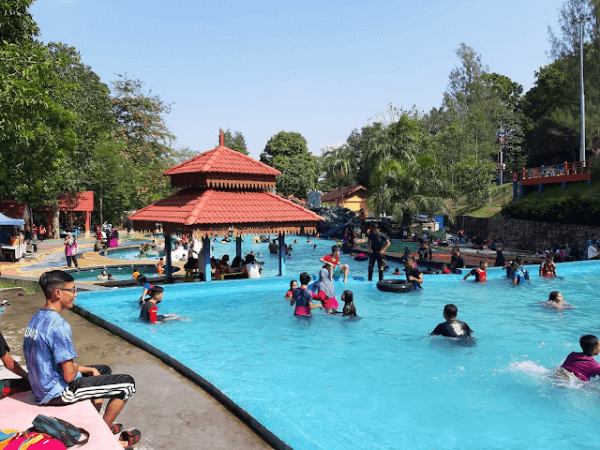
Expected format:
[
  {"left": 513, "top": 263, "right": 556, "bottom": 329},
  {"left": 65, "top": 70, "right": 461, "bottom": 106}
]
[{"left": 430, "top": 304, "right": 473, "bottom": 338}]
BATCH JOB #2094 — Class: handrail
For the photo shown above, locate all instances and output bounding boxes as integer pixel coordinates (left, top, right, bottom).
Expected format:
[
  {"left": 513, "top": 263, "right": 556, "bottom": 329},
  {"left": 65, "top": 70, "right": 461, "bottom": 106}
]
[{"left": 522, "top": 160, "right": 591, "bottom": 180}]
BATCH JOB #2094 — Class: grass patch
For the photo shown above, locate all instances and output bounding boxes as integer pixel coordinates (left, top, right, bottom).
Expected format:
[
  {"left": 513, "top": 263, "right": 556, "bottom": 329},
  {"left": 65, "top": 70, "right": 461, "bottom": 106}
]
[{"left": 0, "top": 282, "right": 34, "bottom": 293}]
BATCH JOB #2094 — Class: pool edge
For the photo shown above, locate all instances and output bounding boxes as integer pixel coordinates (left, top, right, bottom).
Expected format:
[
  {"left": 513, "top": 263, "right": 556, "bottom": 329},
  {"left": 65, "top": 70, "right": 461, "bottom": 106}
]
[{"left": 71, "top": 304, "right": 293, "bottom": 450}]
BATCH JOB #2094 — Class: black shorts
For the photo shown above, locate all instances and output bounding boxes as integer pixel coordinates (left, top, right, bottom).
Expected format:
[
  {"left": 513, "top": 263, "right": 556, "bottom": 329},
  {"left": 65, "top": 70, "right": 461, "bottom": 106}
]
[{"left": 45, "top": 365, "right": 135, "bottom": 406}]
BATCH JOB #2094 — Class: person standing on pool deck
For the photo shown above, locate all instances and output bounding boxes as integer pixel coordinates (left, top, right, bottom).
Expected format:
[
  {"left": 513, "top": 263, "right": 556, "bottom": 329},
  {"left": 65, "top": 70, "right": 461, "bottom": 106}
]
[
  {"left": 403, "top": 257, "right": 423, "bottom": 290},
  {"left": 367, "top": 225, "right": 390, "bottom": 282},
  {"left": 320, "top": 246, "right": 350, "bottom": 282},
  {"left": 449, "top": 247, "right": 465, "bottom": 273},
  {"left": 23, "top": 270, "right": 136, "bottom": 430},
  {"left": 63, "top": 232, "right": 79, "bottom": 270},
  {"left": 430, "top": 304, "right": 473, "bottom": 338},
  {"left": 462, "top": 260, "right": 488, "bottom": 282},
  {"left": 559, "top": 335, "right": 600, "bottom": 381}
]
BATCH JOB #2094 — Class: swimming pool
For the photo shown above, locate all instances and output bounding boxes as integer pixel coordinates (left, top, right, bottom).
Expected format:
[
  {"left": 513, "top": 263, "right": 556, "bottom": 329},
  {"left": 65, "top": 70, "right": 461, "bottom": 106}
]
[
  {"left": 67, "top": 265, "right": 170, "bottom": 282},
  {"left": 75, "top": 248, "right": 600, "bottom": 450}
]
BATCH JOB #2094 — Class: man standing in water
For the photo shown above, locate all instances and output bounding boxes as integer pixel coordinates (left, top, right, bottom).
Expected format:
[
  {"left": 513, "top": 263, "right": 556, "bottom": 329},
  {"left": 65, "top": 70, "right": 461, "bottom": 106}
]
[{"left": 367, "top": 224, "right": 390, "bottom": 282}]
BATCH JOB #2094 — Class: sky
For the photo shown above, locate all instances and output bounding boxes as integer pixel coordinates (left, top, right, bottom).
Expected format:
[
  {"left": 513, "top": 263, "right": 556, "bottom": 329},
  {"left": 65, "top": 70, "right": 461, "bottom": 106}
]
[{"left": 30, "top": 0, "right": 567, "bottom": 160}]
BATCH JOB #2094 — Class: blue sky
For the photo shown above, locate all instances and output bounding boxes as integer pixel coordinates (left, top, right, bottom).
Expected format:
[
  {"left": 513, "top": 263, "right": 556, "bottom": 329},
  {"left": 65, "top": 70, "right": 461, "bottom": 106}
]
[{"left": 31, "top": 0, "right": 566, "bottom": 159}]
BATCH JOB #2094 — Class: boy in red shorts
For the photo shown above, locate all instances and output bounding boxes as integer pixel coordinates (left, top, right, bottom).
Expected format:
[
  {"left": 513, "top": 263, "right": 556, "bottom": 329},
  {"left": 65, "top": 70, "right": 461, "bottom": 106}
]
[{"left": 319, "top": 246, "right": 350, "bottom": 283}]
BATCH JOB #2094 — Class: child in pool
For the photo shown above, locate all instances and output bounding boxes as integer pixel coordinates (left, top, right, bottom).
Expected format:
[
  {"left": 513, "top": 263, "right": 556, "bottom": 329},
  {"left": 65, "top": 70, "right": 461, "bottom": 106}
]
[
  {"left": 107, "top": 273, "right": 116, "bottom": 281},
  {"left": 139, "top": 286, "right": 179, "bottom": 324},
  {"left": 559, "top": 335, "right": 600, "bottom": 381},
  {"left": 97, "top": 269, "right": 108, "bottom": 280},
  {"left": 290, "top": 272, "right": 322, "bottom": 316},
  {"left": 157, "top": 257, "right": 165, "bottom": 275},
  {"left": 312, "top": 266, "right": 339, "bottom": 313},
  {"left": 132, "top": 267, "right": 140, "bottom": 279},
  {"left": 541, "top": 291, "right": 572, "bottom": 309},
  {"left": 539, "top": 253, "right": 557, "bottom": 278},
  {"left": 463, "top": 260, "right": 488, "bottom": 282},
  {"left": 392, "top": 268, "right": 401, "bottom": 275},
  {"left": 137, "top": 275, "right": 152, "bottom": 304},
  {"left": 511, "top": 261, "right": 529, "bottom": 285},
  {"left": 341, "top": 290, "right": 357, "bottom": 317},
  {"left": 285, "top": 279, "right": 298, "bottom": 300},
  {"left": 441, "top": 264, "right": 451, "bottom": 274}
]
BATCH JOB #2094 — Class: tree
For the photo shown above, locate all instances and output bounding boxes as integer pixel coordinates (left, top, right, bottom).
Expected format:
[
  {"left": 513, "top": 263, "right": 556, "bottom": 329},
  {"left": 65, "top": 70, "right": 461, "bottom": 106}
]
[
  {"left": 260, "top": 131, "right": 319, "bottom": 198},
  {"left": 222, "top": 128, "right": 248, "bottom": 155},
  {"left": 0, "top": 0, "right": 39, "bottom": 44},
  {"left": 319, "top": 144, "right": 357, "bottom": 200},
  {"left": 110, "top": 75, "right": 175, "bottom": 207}
]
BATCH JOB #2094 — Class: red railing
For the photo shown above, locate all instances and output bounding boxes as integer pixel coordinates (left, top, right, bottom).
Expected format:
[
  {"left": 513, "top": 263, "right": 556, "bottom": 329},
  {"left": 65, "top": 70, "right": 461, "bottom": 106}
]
[{"left": 522, "top": 160, "right": 591, "bottom": 180}]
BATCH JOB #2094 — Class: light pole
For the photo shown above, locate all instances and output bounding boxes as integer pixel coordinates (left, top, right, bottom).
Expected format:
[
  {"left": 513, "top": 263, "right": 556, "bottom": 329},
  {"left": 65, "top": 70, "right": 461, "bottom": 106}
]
[{"left": 576, "top": 13, "right": 591, "bottom": 165}]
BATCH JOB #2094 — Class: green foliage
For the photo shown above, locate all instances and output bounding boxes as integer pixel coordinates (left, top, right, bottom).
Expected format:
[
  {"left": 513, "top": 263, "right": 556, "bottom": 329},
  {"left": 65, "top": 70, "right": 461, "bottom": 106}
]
[
  {"left": 260, "top": 131, "right": 318, "bottom": 198},
  {"left": 0, "top": 0, "right": 39, "bottom": 44},
  {"left": 221, "top": 128, "right": 248, "bottom": 155},
  {"left": 110, "top": 74, "right": 174, "bottom": 207},
  {"left": 501, "top": 182, "right": 600, "bottom": 225},
  {"left": 319, "top": 144, "right": 357, "bottom": 193}
]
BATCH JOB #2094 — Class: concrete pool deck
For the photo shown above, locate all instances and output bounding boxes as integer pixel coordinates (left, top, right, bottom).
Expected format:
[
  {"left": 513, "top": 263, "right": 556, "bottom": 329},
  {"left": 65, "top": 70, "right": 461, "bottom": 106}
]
[{"left": 0, "top": 288, "right": 274, "bottom": 450}]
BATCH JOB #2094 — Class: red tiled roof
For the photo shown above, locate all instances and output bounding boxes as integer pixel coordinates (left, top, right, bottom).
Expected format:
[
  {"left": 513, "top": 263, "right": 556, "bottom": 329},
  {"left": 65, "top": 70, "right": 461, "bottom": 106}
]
[
  {"left": 321, "top": 185, "right": 368, "bottom": 202},
  {"left": 128, "top": 188, "right": 324, "bottom": 235},
  {"left": 165, "top": 146, "right": 281, "bottom": 190},
  {"left": 35, "top": 192, "right": 95, "bottom": 212},
  {"left": 0, "top": 200, "right": 28, "bottom": 219},
  {"left": 165, "top": 146, "right": 281, "bottom": 177}
]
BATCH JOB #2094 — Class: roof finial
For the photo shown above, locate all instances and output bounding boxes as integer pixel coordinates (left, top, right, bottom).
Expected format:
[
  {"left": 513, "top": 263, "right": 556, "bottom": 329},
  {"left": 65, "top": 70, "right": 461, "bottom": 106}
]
[{"left": 219, "top": 127, "right": 224, "bottom": 146}]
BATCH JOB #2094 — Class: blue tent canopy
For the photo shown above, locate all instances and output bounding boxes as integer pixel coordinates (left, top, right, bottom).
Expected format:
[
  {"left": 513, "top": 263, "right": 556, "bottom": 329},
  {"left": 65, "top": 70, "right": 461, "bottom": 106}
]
[{"left": 0, "top": 212, "right": 24, "bottom": 226}]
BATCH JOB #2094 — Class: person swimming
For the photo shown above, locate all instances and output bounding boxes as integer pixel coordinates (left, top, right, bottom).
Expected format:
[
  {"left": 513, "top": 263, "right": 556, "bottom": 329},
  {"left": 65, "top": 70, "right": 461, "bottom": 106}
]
[
  {"left": 430, "top": 304, "right": 473, "bottom": 338},
  {"left": 558, "top": 335, "right": 600, "bottom": 381},
  {"left": 139, "top": 286, "right": 179, "bottom": 323},
  {"left": 540, "top": 291, "right": 572, "bottom": 309}
]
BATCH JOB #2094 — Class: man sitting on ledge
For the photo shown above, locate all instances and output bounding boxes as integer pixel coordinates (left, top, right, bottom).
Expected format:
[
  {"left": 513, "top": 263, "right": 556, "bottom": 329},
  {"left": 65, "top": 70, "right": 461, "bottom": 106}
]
[{"left": 24, "top": 270, "right": 136, "bottom": 431}]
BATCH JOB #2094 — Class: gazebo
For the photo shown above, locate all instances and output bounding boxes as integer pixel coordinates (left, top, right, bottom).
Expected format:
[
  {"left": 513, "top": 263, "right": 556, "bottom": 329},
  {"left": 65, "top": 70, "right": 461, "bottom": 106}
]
[{"left": 128, "top": 129, "right": 324, "bottom": 281}]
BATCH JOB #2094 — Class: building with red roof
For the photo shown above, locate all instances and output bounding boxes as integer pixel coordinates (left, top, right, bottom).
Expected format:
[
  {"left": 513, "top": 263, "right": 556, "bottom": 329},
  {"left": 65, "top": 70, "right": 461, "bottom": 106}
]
[{"left": 129, "top": 129, "right": 324, "bottom": 280}]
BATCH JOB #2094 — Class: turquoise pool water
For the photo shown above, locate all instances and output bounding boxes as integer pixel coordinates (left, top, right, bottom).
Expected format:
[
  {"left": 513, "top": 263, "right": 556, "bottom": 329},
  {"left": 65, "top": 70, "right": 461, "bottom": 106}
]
[
  {"left": 75, "top": 248, "right": 600, "bottom": 450},
  {"left": 68, "top": 265, "right": 166, "bottom": 282}
]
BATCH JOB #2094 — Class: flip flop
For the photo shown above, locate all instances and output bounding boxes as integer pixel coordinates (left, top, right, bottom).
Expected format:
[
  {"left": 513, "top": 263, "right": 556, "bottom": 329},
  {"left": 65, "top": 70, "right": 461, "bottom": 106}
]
[
  {"left": 120, "top": 429, "right": 141, "bottom": 446},
  {"left": 110, "top": 423, "right": 123, "bottom": 435}
]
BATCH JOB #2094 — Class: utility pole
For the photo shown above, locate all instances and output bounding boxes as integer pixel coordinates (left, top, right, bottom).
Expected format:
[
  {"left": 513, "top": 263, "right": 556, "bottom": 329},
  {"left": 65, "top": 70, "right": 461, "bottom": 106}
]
[{"left": 576, "top": 13, "right": 591, "bottom": 165}]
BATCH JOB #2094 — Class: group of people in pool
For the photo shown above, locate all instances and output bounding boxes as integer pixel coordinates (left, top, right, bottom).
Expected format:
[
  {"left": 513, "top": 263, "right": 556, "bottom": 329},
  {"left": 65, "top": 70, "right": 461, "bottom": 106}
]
[{"left": 286, "top": 270, "right": 356, "bottom": 317}]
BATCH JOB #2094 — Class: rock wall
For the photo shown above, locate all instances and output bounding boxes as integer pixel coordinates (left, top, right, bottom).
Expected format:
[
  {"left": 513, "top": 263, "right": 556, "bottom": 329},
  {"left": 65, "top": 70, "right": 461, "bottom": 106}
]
[{"left": 449, "top": 216, "right": 600, "bottom": 253}]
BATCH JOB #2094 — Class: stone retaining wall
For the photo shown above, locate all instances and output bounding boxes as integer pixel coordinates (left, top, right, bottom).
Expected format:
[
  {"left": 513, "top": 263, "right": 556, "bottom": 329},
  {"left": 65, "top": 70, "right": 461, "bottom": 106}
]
[{"left": 449, "top": 216, "right": 600, "bottom": 253}]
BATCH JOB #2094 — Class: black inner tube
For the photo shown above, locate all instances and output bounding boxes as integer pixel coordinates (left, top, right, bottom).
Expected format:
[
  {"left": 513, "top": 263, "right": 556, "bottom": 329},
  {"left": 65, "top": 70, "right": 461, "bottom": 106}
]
[{"left": 376, "top": 279, "right": 414, "bottom": 293}]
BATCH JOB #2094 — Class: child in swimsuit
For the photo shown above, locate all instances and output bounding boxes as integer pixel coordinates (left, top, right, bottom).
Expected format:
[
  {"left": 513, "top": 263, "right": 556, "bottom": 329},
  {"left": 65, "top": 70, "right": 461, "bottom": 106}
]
[
  {"left": 285, "top": 279, "right": 298, "bottom": 300},
  {"left": 541, "top": 291, "right": 572, "bottom": 309},
  {"left": 140, "top": 286, "right": 179, "bottom": 323},
  {"left": 441, "top": 264, "right": 450, "bottom": 274},
  {"left": 137, "top": 275, "right": 152, "bottom": 304},
  {"left": 463, "top": 260, "right": 488, "bottom": 282},
  {"left": 539, "top": 253, "right": 557, "bottom": 278},
  {"left": 290, "top": 272, "right": 322, "bottom": 316},
  {"left": 559, "top": 335, "right": 600, "bottom": 381}
]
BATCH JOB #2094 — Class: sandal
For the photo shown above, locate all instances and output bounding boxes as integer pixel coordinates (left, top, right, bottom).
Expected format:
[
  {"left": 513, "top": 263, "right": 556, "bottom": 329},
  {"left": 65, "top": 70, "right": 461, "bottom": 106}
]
[
  {"left": 110, "top": 423, "right": 123, "bottom": 435},
  {"left": 119, "top": 429, "right": 141, "bottom": 446}
]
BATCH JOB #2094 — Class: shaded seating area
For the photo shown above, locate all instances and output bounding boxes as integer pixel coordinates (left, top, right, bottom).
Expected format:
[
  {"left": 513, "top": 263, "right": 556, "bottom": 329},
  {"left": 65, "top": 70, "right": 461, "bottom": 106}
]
[{"left": 129, "top": 129, "right": 323, "bottom": 280}]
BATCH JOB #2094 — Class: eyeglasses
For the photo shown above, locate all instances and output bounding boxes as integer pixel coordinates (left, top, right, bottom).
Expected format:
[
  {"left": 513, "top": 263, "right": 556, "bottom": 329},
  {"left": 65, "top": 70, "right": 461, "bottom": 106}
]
[{"left": 58, "top": 287, "right": 77, "bottom": 293}]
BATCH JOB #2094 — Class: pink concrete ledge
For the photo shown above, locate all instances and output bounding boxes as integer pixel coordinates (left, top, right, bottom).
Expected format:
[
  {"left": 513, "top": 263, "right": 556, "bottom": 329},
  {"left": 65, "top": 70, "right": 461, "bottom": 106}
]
[{"left": 0, "top": 392, "right": 123, "bottom": 449}]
